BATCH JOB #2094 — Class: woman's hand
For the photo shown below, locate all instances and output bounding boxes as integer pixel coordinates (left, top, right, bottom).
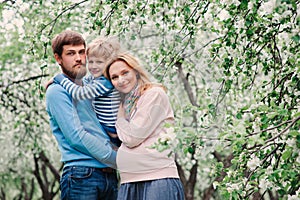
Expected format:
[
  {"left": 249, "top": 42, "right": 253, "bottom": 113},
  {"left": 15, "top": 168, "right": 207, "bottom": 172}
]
[{"left": 117, "top": 103, "right": 125, "bottom": 118}]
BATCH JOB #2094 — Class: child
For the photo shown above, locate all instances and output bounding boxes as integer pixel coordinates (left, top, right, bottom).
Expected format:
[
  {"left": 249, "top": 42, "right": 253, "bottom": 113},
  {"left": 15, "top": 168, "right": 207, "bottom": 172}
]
[{"left": 53, "top": 37, "right": 121, "bottom": 146}]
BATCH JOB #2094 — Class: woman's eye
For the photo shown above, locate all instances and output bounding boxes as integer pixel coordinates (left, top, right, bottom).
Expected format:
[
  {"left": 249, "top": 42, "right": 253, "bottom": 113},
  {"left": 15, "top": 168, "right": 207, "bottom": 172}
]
[{"left": 111, "top": 76, "right": 118, "bottom": 80}]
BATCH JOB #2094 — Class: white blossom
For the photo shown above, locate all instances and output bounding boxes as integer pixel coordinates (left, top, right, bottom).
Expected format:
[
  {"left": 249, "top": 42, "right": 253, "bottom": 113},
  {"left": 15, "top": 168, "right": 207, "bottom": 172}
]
[
  {"left": 282, "top": 10, "right": 292, "bottom": 18},
  {"left": 19, "top": 3, "right": 30, "bottom": 12},
  {"left": 290, "top": 188, "right": 300, "bottom": 199},
  {"left": 258, "top": 0, "right": 275, "bottom": 15},
  {"left": 273, "top": 13, "right": 281, "bottom": 22},
  {"left": 4, "top": 23, "right": 14, "bottom": 31},
  {"left": 219, "top": 10, "right": 230, "bottom": 21},
  {"left": 40, "top": 35, "right": 49, "bottom": 43},
  {"left": 266, "top": 166, "right": 273, "bottom": 175},
  {"left": 296, "top": 154, "right": 300, "bottom": 164},
  {"left": 288, "top": 194, "right": 300, "bottom": 200},
  {"left": 247, "top": 155, "right": 260, "bottom": 170},
  {"left": 2, "top": 9, "right": 14, "bottom": 22},
  {"left": 259, "top": 178, "right": 273, "bottom": 191},
  {"left": 286, "top": 138, "right": 295, "bottom": 147},
  {"left": 15, "top": 0, "right": 23, "bottom": 6},
  {"left": 252, "top": 122, "right": 261, "bottom": 133},
  {"left": 213, "top": 181, "right": 219, "bottom": 189},
  {"left": 226, "top": 182, "right": 240, "bottom": 193}
]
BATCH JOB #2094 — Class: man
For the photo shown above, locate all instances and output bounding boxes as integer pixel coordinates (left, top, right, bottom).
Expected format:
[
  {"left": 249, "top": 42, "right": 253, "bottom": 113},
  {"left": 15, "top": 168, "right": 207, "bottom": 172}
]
[{"left": 46, "top": 30, "right": 118, "bottom": 200}]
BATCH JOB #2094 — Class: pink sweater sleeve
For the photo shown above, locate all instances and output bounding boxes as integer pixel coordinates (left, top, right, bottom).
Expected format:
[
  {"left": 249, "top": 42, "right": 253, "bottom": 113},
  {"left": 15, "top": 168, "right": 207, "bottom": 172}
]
[{"left": 116, "top": 87, "right": 172, "bottom": 148}]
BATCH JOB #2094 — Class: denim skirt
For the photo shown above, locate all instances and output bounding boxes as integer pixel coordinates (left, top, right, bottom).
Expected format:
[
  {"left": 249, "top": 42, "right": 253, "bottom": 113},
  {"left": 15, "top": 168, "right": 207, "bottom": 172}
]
[{"left": 117, "top": 178, "right": 185, "bottom": 200}]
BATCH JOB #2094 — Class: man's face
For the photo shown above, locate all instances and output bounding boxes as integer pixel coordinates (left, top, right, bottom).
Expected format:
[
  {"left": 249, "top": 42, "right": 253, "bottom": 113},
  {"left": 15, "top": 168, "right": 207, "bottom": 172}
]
[
  {"left": 55, "top": 44, "right": 87, "bottom": 80},
  {"left": 87, "top": 56, "right": 106, "bottom": 78}
]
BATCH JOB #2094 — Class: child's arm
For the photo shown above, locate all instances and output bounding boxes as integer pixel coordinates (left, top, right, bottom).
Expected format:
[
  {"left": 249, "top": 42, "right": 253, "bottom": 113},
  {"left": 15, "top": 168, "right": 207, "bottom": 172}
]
[{"left": 54, "top": 74, "right": 114, "bottom": 100}]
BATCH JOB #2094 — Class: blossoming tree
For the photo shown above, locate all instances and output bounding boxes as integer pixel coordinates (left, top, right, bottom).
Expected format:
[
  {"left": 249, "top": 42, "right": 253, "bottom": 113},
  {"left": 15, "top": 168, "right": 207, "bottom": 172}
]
[{"left": 0, "top": 0, "right": 299, "bottom": 199}]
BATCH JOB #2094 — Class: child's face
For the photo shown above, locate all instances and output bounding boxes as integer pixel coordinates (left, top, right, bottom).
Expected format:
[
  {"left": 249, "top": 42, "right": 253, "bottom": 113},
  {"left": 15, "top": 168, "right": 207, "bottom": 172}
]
[{"left": 87, "top": 56, "right": 106, "bottom": 77}]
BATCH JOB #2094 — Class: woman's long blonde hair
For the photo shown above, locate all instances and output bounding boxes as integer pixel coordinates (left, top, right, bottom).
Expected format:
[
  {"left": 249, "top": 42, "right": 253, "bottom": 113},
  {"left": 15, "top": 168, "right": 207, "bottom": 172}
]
[{"left": 104, "top": 53, "right": 165, "bottom": 97}]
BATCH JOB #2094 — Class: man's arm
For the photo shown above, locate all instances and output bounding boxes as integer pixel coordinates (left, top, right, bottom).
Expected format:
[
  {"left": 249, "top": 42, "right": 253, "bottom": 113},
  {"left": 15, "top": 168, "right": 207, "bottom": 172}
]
[
  {"left": 54, "top": 74, "right": 114, "bottom": 100},
  {"left": 46, "top": 84, "right": 117, "bottom": 168}
]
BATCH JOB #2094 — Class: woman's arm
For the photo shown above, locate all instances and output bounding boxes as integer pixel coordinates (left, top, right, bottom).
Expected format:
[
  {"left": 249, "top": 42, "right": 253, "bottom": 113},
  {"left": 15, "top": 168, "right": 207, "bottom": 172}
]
[{"left": 116, "top": 87, "right": 172, "bottom": 148}]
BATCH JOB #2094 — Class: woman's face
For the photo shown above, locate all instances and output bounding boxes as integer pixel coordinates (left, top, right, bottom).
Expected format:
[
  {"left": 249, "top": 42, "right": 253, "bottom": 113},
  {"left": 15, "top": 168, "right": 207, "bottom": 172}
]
[{"left": 109, "top": 60, "right": 138, "bottom": 94}]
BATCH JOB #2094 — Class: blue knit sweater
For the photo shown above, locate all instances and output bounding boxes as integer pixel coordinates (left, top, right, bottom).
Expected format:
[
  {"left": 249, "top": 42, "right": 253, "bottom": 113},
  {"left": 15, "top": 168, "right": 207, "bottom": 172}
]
[
  {"left": 54, "top": 74, "right": 120, "bottom": 134},
  {"left": 46, "top": 81, "right": 117, "bottom": 169}
]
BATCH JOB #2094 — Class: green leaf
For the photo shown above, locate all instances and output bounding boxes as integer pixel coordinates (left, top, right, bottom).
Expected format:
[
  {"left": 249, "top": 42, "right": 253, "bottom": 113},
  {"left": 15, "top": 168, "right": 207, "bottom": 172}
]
[
  {"left": 282, "top": 149, "right": 292, "bottom": 161},
  {"left": 289, "top": 130, "right": 299, "bottom": 137},
  {"left": 291, "top": 35, "right": 300, "bottom": 43},
  {"left": 240, "top": 0, "right": 248, "bottom": 10},
  {"left": 187, "top": 146, "right": 194, "bottom": 154},
  {"left": 236, "top": 112, "right": 242, "bottom": 119}
]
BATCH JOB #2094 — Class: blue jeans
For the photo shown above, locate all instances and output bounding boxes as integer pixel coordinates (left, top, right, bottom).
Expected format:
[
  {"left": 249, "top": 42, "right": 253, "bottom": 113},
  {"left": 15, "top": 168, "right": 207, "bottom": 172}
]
[
  {"left": 117, "top": 178, "right": 184, "bottom": 200},
  {"left": 60, "top": 166, "right": 118, "bottom": 200}
]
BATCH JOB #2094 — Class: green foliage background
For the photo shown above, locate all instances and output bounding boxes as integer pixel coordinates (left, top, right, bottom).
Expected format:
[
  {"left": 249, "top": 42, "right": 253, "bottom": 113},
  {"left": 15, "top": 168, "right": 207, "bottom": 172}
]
[{"left": 0, "top": 0, "right": 299, "bottom": 199}]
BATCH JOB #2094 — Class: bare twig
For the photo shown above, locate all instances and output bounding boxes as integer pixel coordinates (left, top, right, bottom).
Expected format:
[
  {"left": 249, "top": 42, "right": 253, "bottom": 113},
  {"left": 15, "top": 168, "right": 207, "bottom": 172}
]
[
  {"left": 265, "top": 115, "right": 300, "bottom": 143},
  {"left": 1, "top": 74, "right": 49, "bottom": 89}
]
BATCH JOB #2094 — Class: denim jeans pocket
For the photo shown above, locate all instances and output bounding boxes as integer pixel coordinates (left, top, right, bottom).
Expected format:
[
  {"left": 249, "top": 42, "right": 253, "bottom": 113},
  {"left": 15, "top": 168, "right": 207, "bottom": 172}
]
[
  {"left": 60, "top": 166, "right": 118, "bottom": 200},
  {"left": 61, "top": 166, "right": 97, "bottom": 200},
  {"left": 69, "top": 166, "right": 93, "bottom": 179}
]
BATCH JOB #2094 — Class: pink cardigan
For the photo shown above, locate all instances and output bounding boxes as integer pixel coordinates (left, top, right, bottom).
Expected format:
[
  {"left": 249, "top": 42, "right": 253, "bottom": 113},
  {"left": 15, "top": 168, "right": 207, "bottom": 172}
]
[{"left": 116, "top": 86, "right": 179, "bottom": 184}]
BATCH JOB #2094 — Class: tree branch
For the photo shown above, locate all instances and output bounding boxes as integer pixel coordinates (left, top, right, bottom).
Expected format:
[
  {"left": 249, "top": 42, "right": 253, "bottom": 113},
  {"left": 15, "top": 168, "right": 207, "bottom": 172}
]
[
  {"left": 247, "top": 117, "right": 296, "bottom": 137},
  {"left": 1, "top": 74, "right": 49, "bottom": 89},
  {"left": 176, "top": 60, "right": 198, "bottom": 107},
  {"left": 265, "top": 115, "right": 300, "bottom": 144},
  {"left": 39, "top": 151, "right": 60, "bottom": 182}
]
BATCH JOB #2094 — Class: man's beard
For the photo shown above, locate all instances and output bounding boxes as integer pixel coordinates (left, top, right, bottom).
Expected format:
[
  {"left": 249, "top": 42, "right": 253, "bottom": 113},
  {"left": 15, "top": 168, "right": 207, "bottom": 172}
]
[{"left": 62, "top": 64, "right": 87, "bottom": 80}]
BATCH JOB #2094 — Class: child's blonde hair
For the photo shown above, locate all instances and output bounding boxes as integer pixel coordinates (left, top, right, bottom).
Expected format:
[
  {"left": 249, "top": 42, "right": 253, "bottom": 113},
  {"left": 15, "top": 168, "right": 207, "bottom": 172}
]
[{"left": 87, "top": 36, "right": 120, "bottom": 62}]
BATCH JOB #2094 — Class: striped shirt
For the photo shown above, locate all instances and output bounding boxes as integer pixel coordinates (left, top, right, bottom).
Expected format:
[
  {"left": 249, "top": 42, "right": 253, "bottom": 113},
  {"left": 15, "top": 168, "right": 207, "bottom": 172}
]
[{"left": 54, "top": 74, "right": 120, "bottom": 133}]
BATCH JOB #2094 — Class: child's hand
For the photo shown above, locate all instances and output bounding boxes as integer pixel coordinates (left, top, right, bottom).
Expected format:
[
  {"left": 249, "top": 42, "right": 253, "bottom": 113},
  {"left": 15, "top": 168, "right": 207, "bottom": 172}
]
[
  {"left": 108, "top": 132, "right": 118, "bottom": 138},
  {"left": 45, "top": 78, "right": 54, "bottom": 90}
]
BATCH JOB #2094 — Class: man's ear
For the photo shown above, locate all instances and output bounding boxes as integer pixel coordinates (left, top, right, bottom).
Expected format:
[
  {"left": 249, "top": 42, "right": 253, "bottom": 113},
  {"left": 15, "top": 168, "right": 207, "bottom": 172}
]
[{"left": 54, "top": 53, "right": 62, "bottom": 65}]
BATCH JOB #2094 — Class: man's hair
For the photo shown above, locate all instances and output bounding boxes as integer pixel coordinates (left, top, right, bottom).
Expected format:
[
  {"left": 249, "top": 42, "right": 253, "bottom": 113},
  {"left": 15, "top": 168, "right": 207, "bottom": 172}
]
[
  {"left": 87, "top": 37, "right": 120, "bottom": 61},
  {"left": 51, "top": 30, "right": 86, "bottom": 57}
]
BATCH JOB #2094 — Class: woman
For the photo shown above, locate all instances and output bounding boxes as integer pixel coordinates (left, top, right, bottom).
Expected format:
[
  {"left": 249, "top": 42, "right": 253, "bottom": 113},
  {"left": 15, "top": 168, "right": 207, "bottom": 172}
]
[{"left": 104, "top": 53, "right": 185, "bottom": 200}]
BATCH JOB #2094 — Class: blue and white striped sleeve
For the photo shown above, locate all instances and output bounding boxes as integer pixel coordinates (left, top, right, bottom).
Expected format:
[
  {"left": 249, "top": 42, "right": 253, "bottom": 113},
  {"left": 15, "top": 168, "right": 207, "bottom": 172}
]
[{"left": 54, "top": 74, "right": 114, "bottom": 100}]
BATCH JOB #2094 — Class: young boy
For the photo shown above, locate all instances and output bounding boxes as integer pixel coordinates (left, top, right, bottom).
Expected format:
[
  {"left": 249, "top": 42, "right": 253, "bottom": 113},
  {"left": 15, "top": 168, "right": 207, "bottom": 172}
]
[{"left": 53, "top": 37, "right": 121, "bottom": 146}]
